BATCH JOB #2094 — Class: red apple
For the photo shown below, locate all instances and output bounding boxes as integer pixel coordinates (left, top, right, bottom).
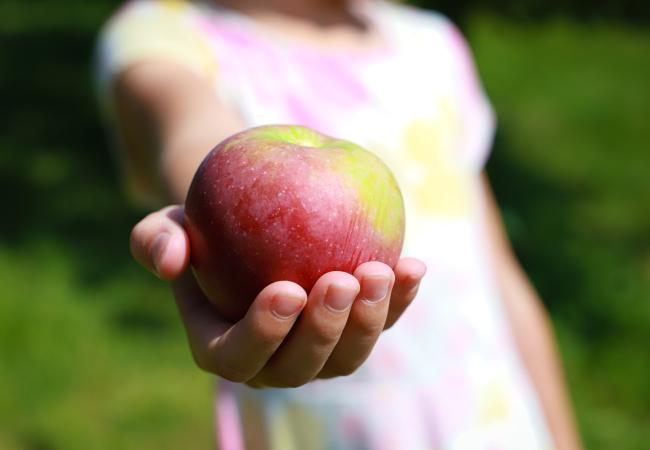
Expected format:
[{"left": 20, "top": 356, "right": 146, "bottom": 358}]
[{"left": 185, "top": 125, "right": 405, "bottom": 322}]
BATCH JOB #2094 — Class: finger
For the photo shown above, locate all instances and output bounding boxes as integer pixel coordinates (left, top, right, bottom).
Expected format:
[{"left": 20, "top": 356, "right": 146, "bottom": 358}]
[
  {"left": 172, "top": 271, "right": 307, "bottom": 382},
  {"left": 318, "top": 261, "right": 394, "bottom": 378},
  {"left": 384, "top": 257, "right": 427, "bottom": 329},
  {"left": 251, "top": 271, "right": 360, "bottom": 388},
  {"left": 130, "top": 205, "right": 189, "bottom": 280}
]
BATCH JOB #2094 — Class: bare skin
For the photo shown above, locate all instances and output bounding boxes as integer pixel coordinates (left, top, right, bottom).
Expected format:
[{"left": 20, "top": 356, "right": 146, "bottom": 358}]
[
  {"left": 132, "top": 203, "right": 425, "bottom": 387},
  {"left": 112, "top": 0, "right": 582, "bottom": 447},
  {"left": 120, "top": 61, "right": 427, "bottom": 388}
]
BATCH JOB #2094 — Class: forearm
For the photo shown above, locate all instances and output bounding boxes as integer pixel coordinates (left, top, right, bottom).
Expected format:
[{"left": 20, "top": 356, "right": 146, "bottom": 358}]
[
  {"left": 481, "top": 175, "right": 582, "bottom": 450},
  {"left": 111, "top": 61, "right": 245, "bottom": 205}
]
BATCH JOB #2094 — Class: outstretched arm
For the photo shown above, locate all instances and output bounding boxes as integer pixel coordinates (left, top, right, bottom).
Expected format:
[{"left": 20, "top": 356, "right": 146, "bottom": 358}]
[
  {"left": 481, "top": 174, "right": 583, "bottom": 450},
  {"left": 110, "top": 61, "right": 427, "bottom": 387}
]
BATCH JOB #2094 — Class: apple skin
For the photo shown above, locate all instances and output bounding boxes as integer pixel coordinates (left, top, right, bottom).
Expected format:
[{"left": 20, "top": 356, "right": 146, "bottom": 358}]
[{"left": 185, "top": 125, "right": 405, "bottom": 322}]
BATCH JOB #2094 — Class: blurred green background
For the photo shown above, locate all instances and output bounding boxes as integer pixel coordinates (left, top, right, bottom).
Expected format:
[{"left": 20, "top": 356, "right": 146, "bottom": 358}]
[{"left": 1, "top": 1, "right": 648, "bottom": 449}]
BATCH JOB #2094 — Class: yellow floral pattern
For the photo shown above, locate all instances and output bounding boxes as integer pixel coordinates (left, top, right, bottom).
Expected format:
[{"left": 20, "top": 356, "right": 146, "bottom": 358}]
[
  {"left": 401, "top": 98, "right": 472, "bottom": 218},
  {"left": 479, "top": 379, "right": 511, "bottom": 424}
]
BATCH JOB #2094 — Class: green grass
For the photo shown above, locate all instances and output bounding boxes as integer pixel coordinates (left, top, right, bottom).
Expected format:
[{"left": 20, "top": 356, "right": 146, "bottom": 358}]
[
  {"left": 0, "top": 243, "right": 214, "bottom": 450},
  {"left": 0, "top": 3, "right": 648, "bottom": 449}
]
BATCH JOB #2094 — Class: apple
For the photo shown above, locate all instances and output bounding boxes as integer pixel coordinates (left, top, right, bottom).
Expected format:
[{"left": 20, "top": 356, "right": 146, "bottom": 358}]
[{"left": 184, "top": 125, "right": 405, "bottom": 322}]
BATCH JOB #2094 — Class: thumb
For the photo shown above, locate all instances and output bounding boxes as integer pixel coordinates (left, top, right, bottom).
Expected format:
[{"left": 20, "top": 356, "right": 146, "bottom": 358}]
[{"left": 130, "top": 205, "right": 190, "bottom": 280}]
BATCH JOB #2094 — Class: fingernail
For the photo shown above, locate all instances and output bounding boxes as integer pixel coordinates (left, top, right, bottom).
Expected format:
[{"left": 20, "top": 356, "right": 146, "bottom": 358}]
[
  {"left": 271, "top": 294, "right": 305, "bottom": 319},
  {"left": 151, "top": 232, "right": 171, "bottom": 275},
  {"left": 362, "top": 276, "right": 390, "bottom": 304},
  {"left": 324, "top": 284, "right": 355, "bottom": 313}
]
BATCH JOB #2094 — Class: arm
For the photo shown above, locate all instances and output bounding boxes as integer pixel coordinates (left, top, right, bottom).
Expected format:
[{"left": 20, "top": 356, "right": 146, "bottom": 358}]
[
  {"left": 109, "top": 61, "right": 427, "bottom": 386},
  {"left": 111, "top": 61, "right": 244, "bottom": 204},
  {"left": 481, "top": 174, "right": 583, "bottom": 450}
]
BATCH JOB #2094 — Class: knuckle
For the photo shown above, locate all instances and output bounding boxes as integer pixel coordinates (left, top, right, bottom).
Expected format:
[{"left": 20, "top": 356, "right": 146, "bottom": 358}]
[
  {"left": 192, "top": 352, "right": 250, "bottom": 383},
  {"left": 312, "top": 325, "right": 343, "bottom": 347},
  {"left": 361, "top": 322, "right": 385, "bottom": 340},
  {"left": 348, "top": 312, "right": 385, "bottom": 341},
  {"left": 191, "top": 351, "right": 212, "bottom": 373},
  {"left": 217, "top": 365, "right": 252, "bottom": 383},
  {"left": 190, "top": 348, "right": 214, "bottom": 373},
  {"left": 357, "top": 316, "right": 386, "bottom": 339},
  {"left": 326, "top": 358, "right": 363, "bottom": 378}
]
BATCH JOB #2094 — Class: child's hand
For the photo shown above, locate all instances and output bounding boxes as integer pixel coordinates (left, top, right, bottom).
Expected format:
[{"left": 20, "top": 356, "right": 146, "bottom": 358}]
[{"left": 130, "top": 205, "right": 426, "bottom": 388}]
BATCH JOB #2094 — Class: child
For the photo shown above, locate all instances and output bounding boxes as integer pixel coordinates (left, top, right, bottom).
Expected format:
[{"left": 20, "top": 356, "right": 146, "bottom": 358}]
[{"left": 96, "top": 0, "right": 582, "bottom": 448}]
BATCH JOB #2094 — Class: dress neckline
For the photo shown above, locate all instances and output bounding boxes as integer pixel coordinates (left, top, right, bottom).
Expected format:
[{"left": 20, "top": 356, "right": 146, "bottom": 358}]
[{"left": 196, "top": 0, "right": 395, "bottom": 60}]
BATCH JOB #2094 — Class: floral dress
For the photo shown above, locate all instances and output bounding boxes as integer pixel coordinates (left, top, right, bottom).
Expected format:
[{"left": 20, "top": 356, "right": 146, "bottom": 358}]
[{"left": 96, "top": 1, "right": 553, "bottom": 448}]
